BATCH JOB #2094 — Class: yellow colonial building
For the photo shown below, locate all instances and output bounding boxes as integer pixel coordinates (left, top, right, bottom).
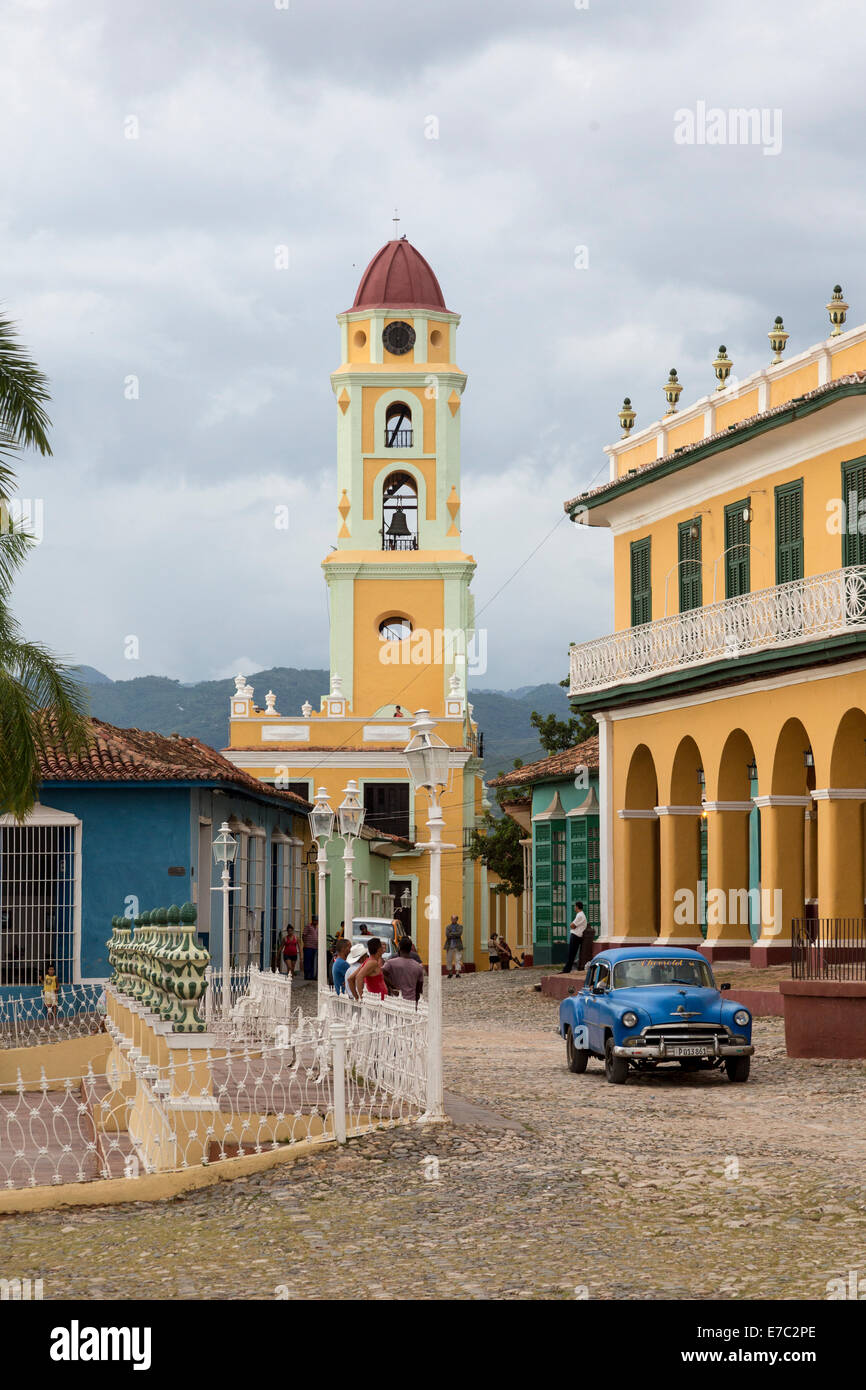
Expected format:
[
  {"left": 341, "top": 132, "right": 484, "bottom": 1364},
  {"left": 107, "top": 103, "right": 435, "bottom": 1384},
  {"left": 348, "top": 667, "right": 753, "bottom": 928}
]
[
  {"left": 223, "top": 236, "right": 495, "bottom": 964},
  {"left": 566, "top": 288, "right": 866, "bottom": 964}
]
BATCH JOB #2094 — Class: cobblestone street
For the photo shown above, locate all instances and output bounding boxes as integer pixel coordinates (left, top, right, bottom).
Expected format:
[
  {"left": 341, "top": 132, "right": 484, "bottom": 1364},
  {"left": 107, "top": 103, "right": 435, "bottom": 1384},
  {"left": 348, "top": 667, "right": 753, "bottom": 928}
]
[{"left": 4, "top": 969, "right": 865, "bottom": 1301}]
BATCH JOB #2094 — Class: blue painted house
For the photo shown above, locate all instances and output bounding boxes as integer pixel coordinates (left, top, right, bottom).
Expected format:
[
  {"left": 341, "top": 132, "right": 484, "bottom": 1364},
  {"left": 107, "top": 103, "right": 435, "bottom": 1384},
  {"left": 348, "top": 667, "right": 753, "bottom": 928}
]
[
  {"left": 0, "top": 719, "right": 312, "bottom": 993},
  {"left": 488, "top": 736, "right": 600, "bottom": 967}
]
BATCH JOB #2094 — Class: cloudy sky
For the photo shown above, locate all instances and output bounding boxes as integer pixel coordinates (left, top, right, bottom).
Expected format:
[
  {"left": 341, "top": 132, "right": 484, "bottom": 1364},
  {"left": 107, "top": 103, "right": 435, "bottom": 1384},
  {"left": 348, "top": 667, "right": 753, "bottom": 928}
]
[{"left": 2, "top": 0, "right": 862, "bottom": 690}]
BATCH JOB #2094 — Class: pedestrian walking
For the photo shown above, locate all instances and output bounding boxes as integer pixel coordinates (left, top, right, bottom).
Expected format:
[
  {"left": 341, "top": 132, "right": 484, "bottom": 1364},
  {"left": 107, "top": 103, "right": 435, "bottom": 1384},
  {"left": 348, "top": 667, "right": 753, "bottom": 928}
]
[
  {"left": 383, "top": 937, "right": 425, "bottom": 1003},
  {"left": 282, "top": 925, "right": 300, "bottom": 977},
  {"left": 487, "top": 933, "right": 500, "bottom": 971},
  {"left": 561, "top": 901, "right": 593, "bottom": 974},
  {"left": 444, "top": 915, "right": 464, "bottom": 978},
  {"left": 302, "top": 917, "right": 318, "bottom": 980}
]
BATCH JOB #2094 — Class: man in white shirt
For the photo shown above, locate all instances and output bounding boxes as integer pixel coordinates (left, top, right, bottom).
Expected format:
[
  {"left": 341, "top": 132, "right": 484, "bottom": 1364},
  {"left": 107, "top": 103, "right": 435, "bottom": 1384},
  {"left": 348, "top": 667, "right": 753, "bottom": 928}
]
[{"left": 561, "top": 901, "right": 590, "bottom": 974}]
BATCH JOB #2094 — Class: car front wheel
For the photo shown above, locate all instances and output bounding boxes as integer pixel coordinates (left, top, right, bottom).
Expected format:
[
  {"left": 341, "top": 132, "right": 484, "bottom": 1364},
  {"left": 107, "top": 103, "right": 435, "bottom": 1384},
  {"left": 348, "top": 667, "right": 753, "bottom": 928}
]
[
  {"left": 724, "top": 1056, "right": 751, "bottom": 1083},
  {"left": 566, "top": 1026, "right": 589, "bottom": 1074},
  {"left": 604, "top": 1037, "right": 629, "bottom": 1085}
]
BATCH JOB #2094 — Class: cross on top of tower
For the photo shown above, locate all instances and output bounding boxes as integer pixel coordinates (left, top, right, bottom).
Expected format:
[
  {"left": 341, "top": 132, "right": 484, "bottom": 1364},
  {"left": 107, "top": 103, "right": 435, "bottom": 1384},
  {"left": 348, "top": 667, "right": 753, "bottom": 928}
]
[{"left": 392, "top": 208, "right": 400, "bottom": 238}]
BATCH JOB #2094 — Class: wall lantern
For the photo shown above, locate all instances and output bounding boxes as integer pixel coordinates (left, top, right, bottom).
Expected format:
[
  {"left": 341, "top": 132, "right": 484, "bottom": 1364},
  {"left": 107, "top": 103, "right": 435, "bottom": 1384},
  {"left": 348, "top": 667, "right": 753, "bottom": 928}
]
[
  {"left": 803, "top": 749, "right": 815, "bottom": 769},
  {"left": 746, "top": 759, "right": 758, "bottom": 781}
]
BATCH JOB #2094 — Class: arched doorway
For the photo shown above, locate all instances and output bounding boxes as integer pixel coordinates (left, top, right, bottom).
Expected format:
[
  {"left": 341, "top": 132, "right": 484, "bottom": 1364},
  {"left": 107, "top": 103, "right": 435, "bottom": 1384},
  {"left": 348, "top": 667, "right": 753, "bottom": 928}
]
[{"left": 621, "top": 744, "right": 660, "bottom": 939}]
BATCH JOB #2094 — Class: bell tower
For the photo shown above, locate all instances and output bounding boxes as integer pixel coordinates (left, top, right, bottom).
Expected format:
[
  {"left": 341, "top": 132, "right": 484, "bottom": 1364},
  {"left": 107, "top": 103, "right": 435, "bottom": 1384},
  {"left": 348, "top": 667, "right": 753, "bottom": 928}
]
[{"left": 325, "top": 236, "right": 477, "bottom": 716}]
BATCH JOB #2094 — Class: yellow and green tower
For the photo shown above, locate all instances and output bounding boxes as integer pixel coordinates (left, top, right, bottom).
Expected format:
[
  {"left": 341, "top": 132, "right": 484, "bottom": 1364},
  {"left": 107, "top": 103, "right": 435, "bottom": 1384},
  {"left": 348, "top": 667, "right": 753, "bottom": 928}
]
[{"left": 225, "top": 236, "right": 491, "bottom": 963}]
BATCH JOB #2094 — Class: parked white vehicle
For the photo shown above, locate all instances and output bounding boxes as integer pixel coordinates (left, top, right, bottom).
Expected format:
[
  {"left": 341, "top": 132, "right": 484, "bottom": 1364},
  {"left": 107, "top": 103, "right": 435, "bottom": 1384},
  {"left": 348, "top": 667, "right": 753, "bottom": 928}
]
[{"left": 348, "top": 917, "right": 399, "bottom": 959}]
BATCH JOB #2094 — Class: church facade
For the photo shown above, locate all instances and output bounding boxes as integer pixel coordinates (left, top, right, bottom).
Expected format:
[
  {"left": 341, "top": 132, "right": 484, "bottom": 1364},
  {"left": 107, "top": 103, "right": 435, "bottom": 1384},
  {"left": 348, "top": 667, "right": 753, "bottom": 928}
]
[{"left": 222, "top": 237, "right": 498, "bottom": 965}]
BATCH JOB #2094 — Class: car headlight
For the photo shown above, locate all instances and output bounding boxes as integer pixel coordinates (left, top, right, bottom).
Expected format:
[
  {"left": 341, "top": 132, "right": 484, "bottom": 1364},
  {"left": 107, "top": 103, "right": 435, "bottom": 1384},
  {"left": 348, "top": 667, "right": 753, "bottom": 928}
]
[
  {"left": 622, "top": 1011, "right": 638, "bottom": 1028},
  {"left": 733, "top": 1009, "right": 750, "bottom": 1027}
]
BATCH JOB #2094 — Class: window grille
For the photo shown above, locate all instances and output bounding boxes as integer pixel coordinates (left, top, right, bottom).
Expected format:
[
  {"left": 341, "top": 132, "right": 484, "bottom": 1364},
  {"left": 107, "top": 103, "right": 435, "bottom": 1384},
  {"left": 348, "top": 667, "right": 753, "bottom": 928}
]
[{"left": 0, "top": 818, "right": 80, "bottom": 985}]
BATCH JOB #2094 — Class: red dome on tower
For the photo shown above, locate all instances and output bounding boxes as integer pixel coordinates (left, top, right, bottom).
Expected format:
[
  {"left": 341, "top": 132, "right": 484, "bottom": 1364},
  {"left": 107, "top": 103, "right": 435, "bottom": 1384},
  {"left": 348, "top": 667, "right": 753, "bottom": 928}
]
[{"left": 351, "top": 237, "right": 449, "bottom": 312}]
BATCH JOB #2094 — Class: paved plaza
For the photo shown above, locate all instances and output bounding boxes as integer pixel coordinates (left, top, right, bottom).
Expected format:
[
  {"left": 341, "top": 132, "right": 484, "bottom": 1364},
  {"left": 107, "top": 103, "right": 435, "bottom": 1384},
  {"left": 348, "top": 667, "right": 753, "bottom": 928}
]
[{"left": 3, "top": 969, "right": 865, "bottom": 1300}]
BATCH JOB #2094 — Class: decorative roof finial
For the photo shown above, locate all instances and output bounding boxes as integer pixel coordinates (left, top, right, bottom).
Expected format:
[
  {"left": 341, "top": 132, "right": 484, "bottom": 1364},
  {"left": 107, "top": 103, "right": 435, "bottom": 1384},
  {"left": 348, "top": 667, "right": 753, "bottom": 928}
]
[
  {"left": 663, "top": 369, "right": 683, "bottom": 415},
  {"left": 618, "top": 396, "right": 636, "bottom": 436},
  {"left": 712, "top": 345, "right": 733, "bottom": 391},
  {"left": 826, "top": 284, "right": 848, "bottom": 337},
  {"left": 768, "top": 315, "right": 789, "bottom": 364},
  {"left": 265, "top": 690, "right": 277, "bottom": 714}
]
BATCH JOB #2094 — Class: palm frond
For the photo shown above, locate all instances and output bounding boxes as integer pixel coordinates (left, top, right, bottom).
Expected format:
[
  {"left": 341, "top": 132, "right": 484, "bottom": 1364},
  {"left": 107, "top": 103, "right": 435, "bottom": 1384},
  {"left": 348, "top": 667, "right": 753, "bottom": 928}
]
[{"left": 0, "top": 312, "right": 53, "bottom": 459}]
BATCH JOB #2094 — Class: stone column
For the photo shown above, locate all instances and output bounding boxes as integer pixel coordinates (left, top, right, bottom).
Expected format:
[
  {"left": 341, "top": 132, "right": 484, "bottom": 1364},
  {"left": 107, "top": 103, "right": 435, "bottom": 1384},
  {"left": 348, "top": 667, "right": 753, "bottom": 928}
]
[
  {"left": 813, "top": 789, "right": 866, "bottom": 920},
  {"left": 656, "top": 805, "right": 703, "bottom": 945},
  {"left": 617, "top": 810, "right": 659, "bottom": 943},
  {"left": 751, "top": 796, "right": 811, "bottom": 965},
  {"left": 702, "top": 801, "right": 753, "bottom": 960}
]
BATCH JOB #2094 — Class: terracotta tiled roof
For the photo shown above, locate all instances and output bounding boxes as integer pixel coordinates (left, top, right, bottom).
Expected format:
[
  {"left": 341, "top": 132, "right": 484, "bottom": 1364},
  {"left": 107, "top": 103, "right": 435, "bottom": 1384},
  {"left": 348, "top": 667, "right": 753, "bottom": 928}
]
[
  {"left": 564, "top": 371, "right": 866, "bottom": 513},
  {"left": 38, "top": 715, "right": 311, "bottom": 810},
  {"left": 487, "top": 735, "right": 599, "bottom": 789}
]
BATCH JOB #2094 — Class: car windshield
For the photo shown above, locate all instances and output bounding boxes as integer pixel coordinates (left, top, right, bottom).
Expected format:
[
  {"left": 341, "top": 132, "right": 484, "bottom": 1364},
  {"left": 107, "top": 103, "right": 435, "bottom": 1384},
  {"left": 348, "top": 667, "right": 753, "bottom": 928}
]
[{"left": 612, "top": 957, "right": 714, "bottom": 989}]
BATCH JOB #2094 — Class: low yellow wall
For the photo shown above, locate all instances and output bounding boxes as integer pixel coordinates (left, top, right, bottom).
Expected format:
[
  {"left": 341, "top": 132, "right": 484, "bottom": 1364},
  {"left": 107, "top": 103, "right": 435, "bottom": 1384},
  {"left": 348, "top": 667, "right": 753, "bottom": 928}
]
[{"left": 0, "top": 1033, "right": 112, "bottom": 1088}]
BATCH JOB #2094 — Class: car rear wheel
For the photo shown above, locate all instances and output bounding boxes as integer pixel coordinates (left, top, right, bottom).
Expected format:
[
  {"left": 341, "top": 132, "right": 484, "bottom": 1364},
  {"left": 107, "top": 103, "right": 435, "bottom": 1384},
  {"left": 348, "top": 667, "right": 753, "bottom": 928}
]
[
  {"left": 604, "top": 1037, "right": 629, "bottom": 1085},
  {"left": 565, "top": 1027, "right": 589, "bottom": 1074},
  {"left": 725, "top": 1056, "right": 751, "bottom": 1083}
]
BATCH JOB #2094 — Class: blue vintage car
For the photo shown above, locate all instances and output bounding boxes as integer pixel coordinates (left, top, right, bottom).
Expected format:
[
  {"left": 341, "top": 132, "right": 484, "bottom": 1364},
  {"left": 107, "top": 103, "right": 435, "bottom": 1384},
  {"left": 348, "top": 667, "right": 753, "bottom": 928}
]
[{"left": 558, "top": 947, "right": 754, "bottom": 1084}]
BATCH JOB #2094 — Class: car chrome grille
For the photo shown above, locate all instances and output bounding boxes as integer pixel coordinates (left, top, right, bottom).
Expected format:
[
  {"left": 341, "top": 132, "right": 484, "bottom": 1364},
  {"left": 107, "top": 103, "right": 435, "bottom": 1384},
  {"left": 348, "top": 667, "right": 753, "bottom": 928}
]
[{"left": 642, "top": 1023, "right": 729, "bottom": 1043}]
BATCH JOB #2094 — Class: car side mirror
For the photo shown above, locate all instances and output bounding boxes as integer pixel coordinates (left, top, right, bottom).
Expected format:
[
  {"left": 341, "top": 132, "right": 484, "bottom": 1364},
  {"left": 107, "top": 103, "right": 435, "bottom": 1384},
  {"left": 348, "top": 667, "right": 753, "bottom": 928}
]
[{"left": 720, "top": 982, "right": 731, "bottom": 991}]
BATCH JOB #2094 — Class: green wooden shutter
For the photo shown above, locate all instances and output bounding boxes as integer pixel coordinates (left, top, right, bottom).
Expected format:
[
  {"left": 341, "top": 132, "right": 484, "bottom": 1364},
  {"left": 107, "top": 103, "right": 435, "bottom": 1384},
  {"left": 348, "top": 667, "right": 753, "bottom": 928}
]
[
  {"left": 569, "top": 816, "right": 601, "bottom": 934},
  {"left": 534, "top": 824, "right": 552, "bottom": 944},
  {"left": 842, "top": 458, "right": 866, "bottom": 567},
  {"left": 630, "top": 537, "right": 652, "bottom": 626},
  {"left": 552, "top": 828, "right": 567, "bottom": 941},
  {"left": 724, "top": 500, "right": 751, "bottom": 598},
  {"left": 775, "top": 481, "right": 803, "bottom": 584},
  {"left": 678, "top": 518, "right": 702, "bottom": 612}
]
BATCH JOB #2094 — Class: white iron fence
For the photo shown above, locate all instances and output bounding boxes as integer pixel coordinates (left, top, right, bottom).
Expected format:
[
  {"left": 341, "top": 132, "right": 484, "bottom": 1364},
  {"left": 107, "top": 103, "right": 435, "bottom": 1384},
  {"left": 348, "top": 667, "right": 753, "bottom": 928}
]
[
  {"left": 0, "top": 983, "right": 105, "bottom": 1050},
  {"left": 0, "top": 985, "right": 428, "bottom": 1192},
  {"left": 203, "top": 965, "right": 294, "bottom": 1048},
  {"left": 569, "top": 564, "right": 866, "bottom": 695}
]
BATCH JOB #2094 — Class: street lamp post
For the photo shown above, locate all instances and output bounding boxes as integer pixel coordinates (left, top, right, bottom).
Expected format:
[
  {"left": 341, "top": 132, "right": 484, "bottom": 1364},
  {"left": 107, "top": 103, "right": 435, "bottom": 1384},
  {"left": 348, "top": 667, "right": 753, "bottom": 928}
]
[
  {"left": 309, "top": 787, "right": 336, "bottom": 1009},
  {"left": 338, "top": 780, "right": 365, "bottom": 953},
  {"left": 211, "top": 822, "right": 239, "bottom": 1024},
  {"left": 403, "top": 709, "right": 453, "bottom": 1122}
]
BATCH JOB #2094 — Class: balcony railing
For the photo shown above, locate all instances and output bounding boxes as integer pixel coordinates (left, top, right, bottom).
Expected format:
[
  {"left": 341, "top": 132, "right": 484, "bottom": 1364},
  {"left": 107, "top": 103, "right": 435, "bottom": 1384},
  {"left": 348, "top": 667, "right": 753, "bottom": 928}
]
[
  {"left": 385, "top": 428, "right": 413, "bottom": 448},
  {"left": 569, "top": 565, "right": 866, "bottom": 696}
]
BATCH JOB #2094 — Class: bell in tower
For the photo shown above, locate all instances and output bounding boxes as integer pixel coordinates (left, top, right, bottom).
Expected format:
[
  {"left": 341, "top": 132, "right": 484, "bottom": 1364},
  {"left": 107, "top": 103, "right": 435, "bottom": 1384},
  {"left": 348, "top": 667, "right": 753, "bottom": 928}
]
[{"left": 382, "top": 471, "right": 418, "bottom": 551}]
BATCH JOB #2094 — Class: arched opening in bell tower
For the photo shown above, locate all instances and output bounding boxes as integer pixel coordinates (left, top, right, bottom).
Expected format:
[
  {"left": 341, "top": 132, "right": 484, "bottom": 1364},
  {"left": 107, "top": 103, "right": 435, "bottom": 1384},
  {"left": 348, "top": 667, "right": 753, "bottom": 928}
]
[
  {"left": 382, "top": 471, "right": 419, "bottom": 551},
  {"left": 384, "top": 401, "right": 413, "bottom": 449}
]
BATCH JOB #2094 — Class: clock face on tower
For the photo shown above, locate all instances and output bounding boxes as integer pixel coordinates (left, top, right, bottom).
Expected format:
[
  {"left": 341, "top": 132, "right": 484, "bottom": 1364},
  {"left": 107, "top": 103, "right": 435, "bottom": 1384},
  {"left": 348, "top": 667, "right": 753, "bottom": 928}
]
[{"left": 382, "top": 320, "right": 416, "bottom": 356}]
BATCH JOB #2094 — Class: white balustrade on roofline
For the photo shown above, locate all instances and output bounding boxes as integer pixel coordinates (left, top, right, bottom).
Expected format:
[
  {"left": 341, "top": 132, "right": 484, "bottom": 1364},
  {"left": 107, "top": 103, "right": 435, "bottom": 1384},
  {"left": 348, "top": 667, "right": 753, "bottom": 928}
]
[{"left": 568, "top": 565, "right": 866, "bottom": 696}]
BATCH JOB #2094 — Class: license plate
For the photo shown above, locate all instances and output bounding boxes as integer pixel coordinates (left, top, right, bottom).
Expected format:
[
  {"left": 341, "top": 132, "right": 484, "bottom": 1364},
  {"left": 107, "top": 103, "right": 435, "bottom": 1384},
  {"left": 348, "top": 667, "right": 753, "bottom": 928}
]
[{"left": 669, "top": 1045, "right": 706, "bottom": 1057}]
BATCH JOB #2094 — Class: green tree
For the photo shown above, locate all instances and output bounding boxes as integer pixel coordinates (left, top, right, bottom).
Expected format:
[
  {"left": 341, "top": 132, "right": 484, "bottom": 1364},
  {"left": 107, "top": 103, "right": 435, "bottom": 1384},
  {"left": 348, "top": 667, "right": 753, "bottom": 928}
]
[
  {"left": 530, "top": 707, "right": 597, "bottom": 755},
  {"left": 0, "top": 312, "right": 89, "bottom": 817},
  {"left": 469, "top": 760, "right": 528, "bottom": 895}
]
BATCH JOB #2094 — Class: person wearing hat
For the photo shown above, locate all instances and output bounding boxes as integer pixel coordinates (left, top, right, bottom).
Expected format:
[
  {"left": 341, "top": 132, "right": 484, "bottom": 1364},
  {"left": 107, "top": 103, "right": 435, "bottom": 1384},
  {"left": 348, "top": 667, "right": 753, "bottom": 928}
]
[{"left": 344, "top": 940, "right": 368, "bottom": 998}]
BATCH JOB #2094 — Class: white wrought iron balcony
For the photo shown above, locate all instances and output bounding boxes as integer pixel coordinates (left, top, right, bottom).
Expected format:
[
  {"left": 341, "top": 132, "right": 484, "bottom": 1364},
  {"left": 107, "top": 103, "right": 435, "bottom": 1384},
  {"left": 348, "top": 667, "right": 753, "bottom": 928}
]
[{"left": 569, "top": 565, "right": 866, "bottom": 696}]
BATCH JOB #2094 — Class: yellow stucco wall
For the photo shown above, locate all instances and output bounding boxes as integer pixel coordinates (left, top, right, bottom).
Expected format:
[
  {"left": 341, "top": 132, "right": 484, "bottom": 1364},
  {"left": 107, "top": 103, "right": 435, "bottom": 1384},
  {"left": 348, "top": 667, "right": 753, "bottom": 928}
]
[
  {"left": 612, "top": 434, "right": 866, "bottom": 631},
  {"left": 611, "top": 663, "right": 866, "bottom": 938}
]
